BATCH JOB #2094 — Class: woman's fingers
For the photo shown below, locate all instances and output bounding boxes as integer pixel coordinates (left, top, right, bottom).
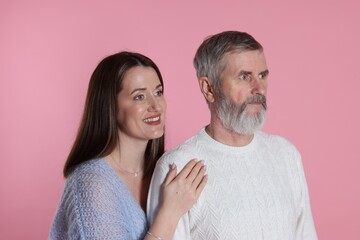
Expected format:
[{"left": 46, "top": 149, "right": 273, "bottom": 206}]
[
  {"left": 176, "top": 159, "right": 197, "bottom": 179},
  {"left": 164, "top": 159, "right": 207, "bottom": 196},
  {"left": 174, "top": 159, "right": 206, "bottom": 186},
  {"left": 163, "top": 163, "right": 177, "bottom": 186},
  {"left": 186, "top": 160, "right": 205, "bottom": 183},
  {"left": 191, "top": 164, "right": 207, "bottom": 189},
  {"left": 195, "top": 174, "right": 208, "bottom": 198},
  {"left": 160, "top": 159, "right": 208, "bottom": 218}
]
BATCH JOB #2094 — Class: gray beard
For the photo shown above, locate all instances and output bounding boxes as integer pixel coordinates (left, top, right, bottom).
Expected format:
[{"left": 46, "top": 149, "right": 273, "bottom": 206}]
[{"left": 216, "top": 93, "right": 267, "bottom": 135}]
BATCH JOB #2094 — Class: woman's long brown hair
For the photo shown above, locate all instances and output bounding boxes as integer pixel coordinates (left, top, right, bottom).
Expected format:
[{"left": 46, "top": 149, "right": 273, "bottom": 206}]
[{"left": 63, "top": 52, "right": 165, "bottom": 179}]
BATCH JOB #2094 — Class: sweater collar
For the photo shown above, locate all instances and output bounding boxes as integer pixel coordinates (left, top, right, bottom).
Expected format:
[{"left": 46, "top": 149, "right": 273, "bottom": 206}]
[{"left": 199, "top": 127, "right": 259, "bottom": 153}]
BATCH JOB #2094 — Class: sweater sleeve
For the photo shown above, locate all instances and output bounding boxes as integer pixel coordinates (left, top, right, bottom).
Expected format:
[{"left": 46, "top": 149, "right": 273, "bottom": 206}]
[
  {"left": 50, "top": 163, "right": 147, "bottom": 240},
  {"left": 69, "top": 165, "right": 130, "bottom": 239},
  {"left": 50, "top": 161, "right": 147, "bottom": 240},
  {"left": 294, "top": 151, "right": 318, "bottom": 240},
  {"left": 147, "top": 156, "right": 192, "bottom": 240}
]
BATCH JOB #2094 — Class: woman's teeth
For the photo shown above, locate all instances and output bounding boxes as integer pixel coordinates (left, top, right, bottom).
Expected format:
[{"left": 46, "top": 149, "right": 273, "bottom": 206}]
[{"left": 144, "top": 116, "right": 160, "bottom": 123}]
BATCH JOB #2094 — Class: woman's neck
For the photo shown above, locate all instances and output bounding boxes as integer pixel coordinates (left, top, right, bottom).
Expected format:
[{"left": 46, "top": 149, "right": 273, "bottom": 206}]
[
  {"left": 113, "top": 134, "right": 148, "bottom": 172},
  {"left": 107, "top": 134, "right": 150, "bottom": 211}
]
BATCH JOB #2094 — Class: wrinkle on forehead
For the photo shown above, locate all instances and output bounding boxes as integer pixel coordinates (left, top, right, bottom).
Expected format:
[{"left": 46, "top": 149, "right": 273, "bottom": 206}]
[{"left": 222, "top": 50, "right": 267, "bottom": 75}]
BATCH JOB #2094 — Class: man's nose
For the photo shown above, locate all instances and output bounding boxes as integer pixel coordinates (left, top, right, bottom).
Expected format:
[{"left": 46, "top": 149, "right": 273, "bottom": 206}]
[{"left": 251, "top": 78, "right": 266, "bottom": 95}]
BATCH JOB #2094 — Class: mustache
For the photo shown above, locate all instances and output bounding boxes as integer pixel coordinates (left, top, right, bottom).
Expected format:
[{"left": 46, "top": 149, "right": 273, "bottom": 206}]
[{"left": 241, "top": 95, "right": 267, "bottom": 112}]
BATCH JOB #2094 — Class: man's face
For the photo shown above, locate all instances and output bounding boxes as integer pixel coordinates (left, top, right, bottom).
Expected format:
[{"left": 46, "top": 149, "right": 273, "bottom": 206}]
[{"left": 215, "top": 50, "right": 269, "bottom": 135}]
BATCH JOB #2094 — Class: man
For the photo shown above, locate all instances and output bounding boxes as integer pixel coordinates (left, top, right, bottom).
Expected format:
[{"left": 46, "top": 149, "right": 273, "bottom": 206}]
[{"left": 147, "top": 31, "right": 318, "bottom": 239}]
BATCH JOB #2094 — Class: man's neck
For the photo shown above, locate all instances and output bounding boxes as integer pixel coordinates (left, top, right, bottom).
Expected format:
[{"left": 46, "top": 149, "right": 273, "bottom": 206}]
[{"left": 205, "top": 120, "right": 254, "bottom": 147}]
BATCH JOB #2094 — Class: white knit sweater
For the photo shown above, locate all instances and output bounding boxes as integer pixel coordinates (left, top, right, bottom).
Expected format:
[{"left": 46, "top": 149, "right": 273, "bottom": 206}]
[{"left": 147, "top": 128, "right": 317, "bottom": 240}]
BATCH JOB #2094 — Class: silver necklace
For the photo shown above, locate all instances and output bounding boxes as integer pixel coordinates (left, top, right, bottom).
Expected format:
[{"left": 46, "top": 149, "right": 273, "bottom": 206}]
[{"left": 110, "top": 155, "right": 143, "bottom": 177}]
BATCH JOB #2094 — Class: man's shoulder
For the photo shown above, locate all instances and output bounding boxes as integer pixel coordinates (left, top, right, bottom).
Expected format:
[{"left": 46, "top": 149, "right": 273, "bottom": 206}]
[
  {"left": 257, "top": 131, "right": 298, "bottom": 149},
  {"left": 162, "top": 137, "right": 198, "bottom": 159},
  {"left": 158, "top": 130, "right": 204, "bottom": 166},
  {"left": 257, "top": 131, "right": 301, "bottom": 163}
]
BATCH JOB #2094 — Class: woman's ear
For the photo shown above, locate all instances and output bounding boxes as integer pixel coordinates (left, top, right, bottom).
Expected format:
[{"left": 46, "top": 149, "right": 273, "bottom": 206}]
[{"left": 198, "top": 77, "right": 215, "bottom": 103}]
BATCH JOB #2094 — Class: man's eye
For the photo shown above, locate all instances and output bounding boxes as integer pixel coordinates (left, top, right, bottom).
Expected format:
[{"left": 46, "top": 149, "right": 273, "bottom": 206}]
[
  {"left": 240, "top": 74, "right": 249, "bottom": 81},
  {"left": 259, "top": 71, "right": 268, "bottom": 79},
  {"left": 134, "top": 94, "right": 145, "bottom": 101},
  {"left": 155, "top": 90, "right": 163, "bottom": 96}
]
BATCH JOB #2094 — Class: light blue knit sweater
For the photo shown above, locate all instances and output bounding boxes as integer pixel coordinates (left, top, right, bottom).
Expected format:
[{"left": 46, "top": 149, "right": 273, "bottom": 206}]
[{"left": 50, "top": 158, "right": 148, "bottom": 240}]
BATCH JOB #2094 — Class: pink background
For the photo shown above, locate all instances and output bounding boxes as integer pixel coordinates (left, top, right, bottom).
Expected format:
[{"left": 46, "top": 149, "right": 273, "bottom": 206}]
[{"left": 1, "top": 0, "right": 360, "bottom": 239}]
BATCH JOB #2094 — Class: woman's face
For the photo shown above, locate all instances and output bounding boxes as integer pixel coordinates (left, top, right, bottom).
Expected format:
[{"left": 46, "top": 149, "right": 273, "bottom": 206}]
[{"left": 116, "top": 66, "right": 166, "bottom": 142}]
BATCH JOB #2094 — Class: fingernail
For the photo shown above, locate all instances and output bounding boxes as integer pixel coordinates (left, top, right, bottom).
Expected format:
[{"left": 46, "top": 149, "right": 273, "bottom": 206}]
[
  {"left": 171, "top": 163, "right": 176, "bottom": 169},
  {"left": 199, "top": 160, "right": 205, "bottom": 165}
]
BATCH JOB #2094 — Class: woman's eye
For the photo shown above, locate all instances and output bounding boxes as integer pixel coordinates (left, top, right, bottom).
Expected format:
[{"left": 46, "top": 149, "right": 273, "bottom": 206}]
[{"left": 134, "top": 94, "right": 145, "bottom": 101}]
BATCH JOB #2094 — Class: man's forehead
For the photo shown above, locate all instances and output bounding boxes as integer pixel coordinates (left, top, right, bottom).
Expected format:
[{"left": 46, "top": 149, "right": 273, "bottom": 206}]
[
  {"left": 225, "top": 49, "right": 265, "bottom": 58},
  {"left": 223, "top": 50, "right": 267, "bottom": 70}
]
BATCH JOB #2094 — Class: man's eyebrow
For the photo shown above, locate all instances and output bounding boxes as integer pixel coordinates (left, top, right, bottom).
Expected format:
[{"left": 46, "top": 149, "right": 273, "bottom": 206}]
[
  {"left": 260, "top": 69, "right": 269, "bottom": 75},
  {"left": 239, "top": 70, "right": 252, "bottom": 75}
]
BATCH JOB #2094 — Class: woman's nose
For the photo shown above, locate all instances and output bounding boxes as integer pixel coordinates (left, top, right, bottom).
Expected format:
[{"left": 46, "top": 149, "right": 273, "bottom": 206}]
[{"left": 147, "top": 96, "right": 161, "bottom": 111}]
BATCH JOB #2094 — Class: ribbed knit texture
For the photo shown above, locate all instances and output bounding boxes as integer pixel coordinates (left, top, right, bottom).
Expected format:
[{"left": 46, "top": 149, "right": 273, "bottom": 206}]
[
  {"left": 50, "top": 159, "right": 148, "bottom": 240},
  {"left": 147, "top": 128, "right": 318, "bottom": 240}
]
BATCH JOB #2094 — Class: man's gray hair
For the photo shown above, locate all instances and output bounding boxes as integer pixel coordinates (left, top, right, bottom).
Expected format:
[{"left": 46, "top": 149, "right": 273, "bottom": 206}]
[{"left": 193, "top": 31, "right": 263, "bottom": 93}]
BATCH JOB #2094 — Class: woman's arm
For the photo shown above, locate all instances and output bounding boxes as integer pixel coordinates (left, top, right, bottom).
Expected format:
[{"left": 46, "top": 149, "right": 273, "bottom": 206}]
[{"left": 145, "top": 160, "right": 207, "bottom": 240}]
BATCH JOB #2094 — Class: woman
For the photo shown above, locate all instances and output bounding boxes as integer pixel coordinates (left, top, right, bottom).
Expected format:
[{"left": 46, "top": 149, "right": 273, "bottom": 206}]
[{"left": 50, "top": 52, "right": 207, "bottom": 239}]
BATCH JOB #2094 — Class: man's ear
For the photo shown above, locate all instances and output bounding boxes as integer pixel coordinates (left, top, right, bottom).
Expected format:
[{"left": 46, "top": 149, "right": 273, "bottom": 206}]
[{"left": 199, "top": 77, "right": 215, "bottom": 103}]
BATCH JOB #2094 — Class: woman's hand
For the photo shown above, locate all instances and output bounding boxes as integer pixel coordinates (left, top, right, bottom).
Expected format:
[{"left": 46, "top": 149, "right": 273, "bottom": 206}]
[
  {"left": 160, "top": 159, "right": 207, "bottom": 220},
  {"left": 145, "top": 159, "right": 207, "bottom": 240}
]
